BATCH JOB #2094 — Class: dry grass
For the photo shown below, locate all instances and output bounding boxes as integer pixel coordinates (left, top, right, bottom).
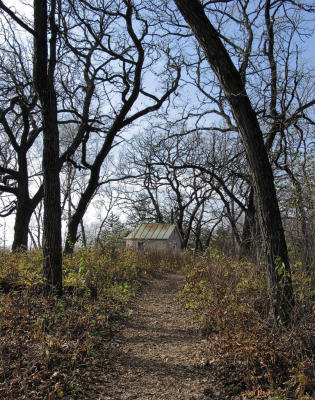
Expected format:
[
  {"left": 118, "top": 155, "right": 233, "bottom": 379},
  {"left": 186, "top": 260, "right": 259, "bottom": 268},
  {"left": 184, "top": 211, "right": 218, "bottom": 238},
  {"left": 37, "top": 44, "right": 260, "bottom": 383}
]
[
  {"left": 0, "top": 247, "right": 313, "bottom": 399},
  {"left": 180, "top": 250, "right": 314, "bottom": 399},
  {"left": 0, "top": 247, "right": 176, "bottom": 399}
]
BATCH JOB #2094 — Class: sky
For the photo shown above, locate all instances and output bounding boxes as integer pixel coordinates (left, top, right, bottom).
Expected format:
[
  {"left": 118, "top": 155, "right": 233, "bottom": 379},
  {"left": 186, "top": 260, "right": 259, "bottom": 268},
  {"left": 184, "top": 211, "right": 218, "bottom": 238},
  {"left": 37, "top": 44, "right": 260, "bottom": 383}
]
[
  {"left": 2, "top": 0, "right": 315, "bottom": 58},
  {"left": 304, "top": 31, "right": 315, "bottom": 65},
  {"left": 0, "top": 0, "right": 314, "bottom": 248}
]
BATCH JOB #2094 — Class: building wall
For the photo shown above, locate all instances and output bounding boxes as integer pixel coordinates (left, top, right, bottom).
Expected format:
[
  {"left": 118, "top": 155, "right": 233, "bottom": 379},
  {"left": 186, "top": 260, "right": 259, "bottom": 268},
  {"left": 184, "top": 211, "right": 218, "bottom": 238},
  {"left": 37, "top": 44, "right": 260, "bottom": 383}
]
[
  {"left": 125, "top": 230, "right": 182, "bottom": 254},
  {"left": 168, "top": 229, "right": 182, "bottom": 253}
]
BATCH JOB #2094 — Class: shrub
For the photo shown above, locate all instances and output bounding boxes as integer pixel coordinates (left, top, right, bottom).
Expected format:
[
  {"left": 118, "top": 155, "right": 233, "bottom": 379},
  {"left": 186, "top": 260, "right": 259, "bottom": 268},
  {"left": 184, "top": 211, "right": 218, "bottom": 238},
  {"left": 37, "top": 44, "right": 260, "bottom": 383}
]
[
  {"left": 0, "top": 246, "right": 179, "bottom": 399},
  {"left": 180, "top": 249, "right": 314, "bottom": 398}
]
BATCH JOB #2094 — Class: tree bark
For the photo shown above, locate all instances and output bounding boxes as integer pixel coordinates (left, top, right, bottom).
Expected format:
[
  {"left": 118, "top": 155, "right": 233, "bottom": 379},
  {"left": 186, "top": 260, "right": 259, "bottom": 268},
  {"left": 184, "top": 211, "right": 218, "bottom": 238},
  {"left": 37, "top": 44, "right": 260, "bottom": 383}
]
[
  {"left": 173, "top": 0, "right": 294, "bottom": 325},
  {"left": 33, "top": 0, "right": 62, "bottom": 295},
  {"left": 11, "top": 146, "right": 31, "bottom": 250},
  {"left": 11, "top": 175, "right": 43, "bottom": 250},
  {"left": 239, "top": 187, "right": 258, "bottom": 259},
  {"left": 12, "top": 200, "right": 32, "bottom": 250}
]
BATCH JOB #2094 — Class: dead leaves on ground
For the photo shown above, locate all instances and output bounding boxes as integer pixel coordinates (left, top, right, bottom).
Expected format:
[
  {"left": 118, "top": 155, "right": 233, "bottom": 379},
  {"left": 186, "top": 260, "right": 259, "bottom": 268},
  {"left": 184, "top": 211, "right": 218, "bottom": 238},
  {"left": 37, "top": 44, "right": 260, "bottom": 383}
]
[
  {"left": 180, "top": 250, "right": 314, "bottom": 399},
  {"left": 0, "top": 247, "right": 174, "bottom": 399}
]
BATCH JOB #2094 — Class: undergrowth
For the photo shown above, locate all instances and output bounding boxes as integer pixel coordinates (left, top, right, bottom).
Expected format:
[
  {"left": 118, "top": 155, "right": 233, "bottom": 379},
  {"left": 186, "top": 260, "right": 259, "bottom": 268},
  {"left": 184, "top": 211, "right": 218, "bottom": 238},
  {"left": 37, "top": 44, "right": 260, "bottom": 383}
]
[
  {"left": 1, "top": 247, "right": 313, "bottom": 399},
  {"left": 0, "top": 247, "right": 177, "bottom": 399},
  {"left": 180, "top": 250, "right": 314, "bottom": 399}
]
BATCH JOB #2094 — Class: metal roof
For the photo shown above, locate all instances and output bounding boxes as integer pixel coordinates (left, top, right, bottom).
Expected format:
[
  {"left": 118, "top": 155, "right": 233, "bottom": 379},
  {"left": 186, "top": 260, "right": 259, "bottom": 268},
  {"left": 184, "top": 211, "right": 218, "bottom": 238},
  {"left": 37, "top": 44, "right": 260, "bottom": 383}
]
[{"left": 125, "top": 223, "right": 181, "bottom": 241}]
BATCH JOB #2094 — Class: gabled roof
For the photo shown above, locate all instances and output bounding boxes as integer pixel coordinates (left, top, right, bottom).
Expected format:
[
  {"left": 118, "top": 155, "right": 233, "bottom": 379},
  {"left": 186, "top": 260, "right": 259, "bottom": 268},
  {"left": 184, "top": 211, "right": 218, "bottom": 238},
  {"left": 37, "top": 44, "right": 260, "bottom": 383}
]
[{"left": 125, "top": 223, "right": 182, "bottom": 242}]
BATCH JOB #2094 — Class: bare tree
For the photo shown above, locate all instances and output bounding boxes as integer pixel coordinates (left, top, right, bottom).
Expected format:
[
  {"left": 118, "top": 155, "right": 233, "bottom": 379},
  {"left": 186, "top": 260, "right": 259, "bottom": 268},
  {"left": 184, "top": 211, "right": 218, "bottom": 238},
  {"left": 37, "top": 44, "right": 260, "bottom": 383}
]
[
  {"left": 61, "top": 0, "right": 181, "bottom": 253},
  {"left": 32, "top": 0, "right": 63, "bottom": 294},
  {"left": 0, "top": 21, "right": 43, "bottom": 250},
  {"left": 0, "top": 0, "right": 63, "bottom": 294},
  {"left": 119, "top": 129, "right": 229, "bottom": 248},
  {"left": 172, "top": 0, "right": 295, "bottom": 325}
]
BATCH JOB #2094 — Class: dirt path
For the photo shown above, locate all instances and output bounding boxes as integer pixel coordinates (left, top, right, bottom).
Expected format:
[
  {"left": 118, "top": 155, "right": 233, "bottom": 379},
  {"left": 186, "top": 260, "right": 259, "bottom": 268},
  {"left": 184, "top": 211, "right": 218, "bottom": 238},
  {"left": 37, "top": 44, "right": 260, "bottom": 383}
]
[{"left": 103, "top": 273, "right": 216, "bottom": 400}]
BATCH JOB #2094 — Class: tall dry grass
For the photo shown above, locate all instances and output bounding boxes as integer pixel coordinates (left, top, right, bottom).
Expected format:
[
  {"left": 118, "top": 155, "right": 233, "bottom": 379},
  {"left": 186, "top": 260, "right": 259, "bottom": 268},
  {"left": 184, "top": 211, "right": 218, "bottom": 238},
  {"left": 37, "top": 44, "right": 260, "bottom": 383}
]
[
  {"left": 180, "top": 249, "right": 314, "bottom": 399},
  {"left": 0, "top": 246, "right": 178, "bottom": 399}
]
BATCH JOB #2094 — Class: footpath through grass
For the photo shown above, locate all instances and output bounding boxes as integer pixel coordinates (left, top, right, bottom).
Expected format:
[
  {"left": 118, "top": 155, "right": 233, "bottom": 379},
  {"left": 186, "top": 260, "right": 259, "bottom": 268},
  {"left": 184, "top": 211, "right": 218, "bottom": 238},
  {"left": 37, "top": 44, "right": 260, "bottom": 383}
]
[
  {"left": 0, "top": 247, "right": 180, "bottom": 399},
  {"left": 0, "top": 247, "right": 314, "bottom": 399}
]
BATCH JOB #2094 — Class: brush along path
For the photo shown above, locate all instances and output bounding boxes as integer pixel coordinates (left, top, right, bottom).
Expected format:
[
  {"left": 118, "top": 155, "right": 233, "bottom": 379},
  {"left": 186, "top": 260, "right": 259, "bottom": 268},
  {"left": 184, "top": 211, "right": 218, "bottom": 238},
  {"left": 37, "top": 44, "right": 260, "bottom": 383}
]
[{"left": 103, "top": 272, "right": 217, "bottom": 400}]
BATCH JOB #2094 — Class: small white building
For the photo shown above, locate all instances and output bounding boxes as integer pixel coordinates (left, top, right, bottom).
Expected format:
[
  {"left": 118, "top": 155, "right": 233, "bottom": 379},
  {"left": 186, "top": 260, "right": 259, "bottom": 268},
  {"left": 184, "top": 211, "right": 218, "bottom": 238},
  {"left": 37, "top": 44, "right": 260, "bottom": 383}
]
[{"left": 124, "top": 223, "right": 183, "bottom": 254}]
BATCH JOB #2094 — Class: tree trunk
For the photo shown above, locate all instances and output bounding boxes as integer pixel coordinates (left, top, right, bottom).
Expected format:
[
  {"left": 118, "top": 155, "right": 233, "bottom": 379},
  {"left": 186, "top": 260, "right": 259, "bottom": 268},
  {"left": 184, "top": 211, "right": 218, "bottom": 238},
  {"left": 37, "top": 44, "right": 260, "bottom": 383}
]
[
  {"left": 33, "top": 0, "right": 62, "bottom": 295},
  {"left": 80, "top": 219, "right": 87, "bottom": 248},
  {"left": 205, "top": 218, "right": 222, "bottom": 249},
  {"left": 239, "top": 187, "right": 257, "bottom": 259},
  {"left": 11, "top": 150, "right": 43, "bottom": 251},
  {"left": 12, "top": 199, "right": 32, "bottom": 251},
  {"left": 64, "top": 169, "right": 98, "bottom": 254},
  {"left": 173, "top": 0, "right": 294, "bottom": 325},
  {"left": 11, "top": 150, "right": 31, "bottom": 251}
]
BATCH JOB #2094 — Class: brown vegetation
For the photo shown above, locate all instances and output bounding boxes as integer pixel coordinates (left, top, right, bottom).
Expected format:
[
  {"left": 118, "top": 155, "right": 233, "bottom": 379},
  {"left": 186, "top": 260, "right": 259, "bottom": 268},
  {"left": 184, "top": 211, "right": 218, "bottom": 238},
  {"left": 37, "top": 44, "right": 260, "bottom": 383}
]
[
  {"left": 181, "top": 250, "right": 314, "bottom": 398},
  {"left": 0, "top": 248, "right": 313, "bottom": 399},
  {"left": 0, "top": 248, "right": 179, "bottom": 399}
]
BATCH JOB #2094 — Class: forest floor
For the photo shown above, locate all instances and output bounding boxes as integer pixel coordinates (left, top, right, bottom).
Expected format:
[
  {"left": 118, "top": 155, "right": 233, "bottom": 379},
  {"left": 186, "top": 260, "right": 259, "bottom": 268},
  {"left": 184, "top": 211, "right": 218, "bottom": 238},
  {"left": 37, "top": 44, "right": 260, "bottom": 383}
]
[
  {"left": 97, "top": 272, "right": 233, "bottom": 400},
  {"left": 2, "top": 252, "right": 312, "bottom": 399}
]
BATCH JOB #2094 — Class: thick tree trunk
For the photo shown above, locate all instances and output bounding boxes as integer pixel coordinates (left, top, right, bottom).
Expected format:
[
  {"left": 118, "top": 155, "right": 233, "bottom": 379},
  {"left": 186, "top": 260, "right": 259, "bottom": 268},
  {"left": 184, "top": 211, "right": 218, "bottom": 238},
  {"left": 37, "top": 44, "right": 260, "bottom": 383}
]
[
  {"left": 239, "top": 188, "right": 258, "bottom": 259},
  {"left": 11, "top": 151, "right": 43, "bottom": 251},
  {"left": 33, "top": 0, "right": 62, "bottom": 295},
  {"left": 11, "top": 151, "right": 32, "bottom": 250},
  {"left": 12, "top": 186, "right": 43, "bottom": 251},
  {"left": 41, "top": 104, "right": 62, "bottom": 295},
  {"left": 12, "top": 200, "right": 32, "bottom": 251},
  {"left": 174, "top": 0, "right": 294, "bottom": 325}
]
